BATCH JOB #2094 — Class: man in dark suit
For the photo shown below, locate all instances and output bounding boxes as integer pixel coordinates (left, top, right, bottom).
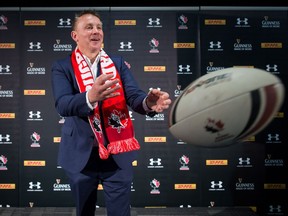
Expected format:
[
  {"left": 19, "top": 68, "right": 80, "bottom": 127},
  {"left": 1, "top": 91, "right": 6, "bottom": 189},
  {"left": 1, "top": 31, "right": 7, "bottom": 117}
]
[{"left": 51, "top": 9, "right": 171, "bottom": 216}]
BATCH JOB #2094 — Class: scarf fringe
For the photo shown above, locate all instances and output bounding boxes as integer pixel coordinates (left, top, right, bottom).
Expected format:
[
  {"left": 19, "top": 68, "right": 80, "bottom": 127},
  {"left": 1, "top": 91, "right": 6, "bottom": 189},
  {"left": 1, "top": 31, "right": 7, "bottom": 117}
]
[
  {"left": 108, "top": 137, "right": 140, "bottom": 155},
  {"left": 98, "top": 144, "right": 110, "bottom": 160},
  {"left": 98, "top": 138, "right": 140, "bottom": 160}
]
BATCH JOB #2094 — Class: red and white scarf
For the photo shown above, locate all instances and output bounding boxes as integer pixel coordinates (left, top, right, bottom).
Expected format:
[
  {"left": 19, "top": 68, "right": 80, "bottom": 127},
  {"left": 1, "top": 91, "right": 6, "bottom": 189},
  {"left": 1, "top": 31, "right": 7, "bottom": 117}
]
[{"left": 71, "top": 47, "right": 140, "bottom": 159}]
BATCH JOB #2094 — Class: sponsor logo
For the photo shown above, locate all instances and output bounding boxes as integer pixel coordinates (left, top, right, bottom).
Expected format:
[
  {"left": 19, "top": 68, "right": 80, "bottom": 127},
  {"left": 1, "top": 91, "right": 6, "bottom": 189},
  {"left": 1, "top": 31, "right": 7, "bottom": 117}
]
[
  {"left": 53, "top": 39, "right": 73, "bottom": 52},
  {"left": 208, "top": 41, "right": 223, "bottom": 51},
  {"left": 178, "top": 64, "right": 192, "bottom": 74},
  {"left": 24, "top": 20, "right": 46, "bottom": 26},
  {"left": 26, "top": 63, "right": 46, "bottom": 75},
  {"left": 0, "top": 113, "right": 15, "bottom": 119},
  {"left": 0, "top": 15, "right": 8, "bottom": 30},
  {"left": 0, "top": 155, "right": 8, "bottom": 170},
  {"left": 24, "top": 160, "right": 46, "bottom": 166},
  {"left": 261, "top": 43, "right": 282, "bottom": 48},
  {"left": 0, "top": 134, "right": 12, "bottom": 145},
  {"left": 147, "top": 18, "right": 162, "bottom": 28},
  {"left": 148, "top": 158, "right": 163, "bottom": 168},
  {"left": 173, "top": 43, "right": 195, "bottom": 48},
  {"left": 206, "top": 160, "right": 228, "bottom": 166},
  {"left": 58, "top": 18, "right": 72, "bottom": 28},
  {"left": 205, "top": 19, "right": 226, "bottom": 25},
  {"left": 209, "top": 180, "right": 225, "bottom": 191},
  {"left": 264, "top": 154, "right": 284, "bottom": 167},
  {"left": 150, "top": 178, "right": 160, "bottom": 194},
  {"left": 178, "top": 15, "right": 188, "bottom": 29},
  {"left": 262, "top": 16, "right": 280, "bottom": 28},
  {"left": 27, "top": 42, "right": 42, "bottom": 51},
  {"left": 27, "top": 182, "right": 43, "bottom": 191},
  {"left": 27, "top": 111, "right": 43, "bottom": 121},
  {"left": 0, "top": 184, "right": 15, "bottom": 189},
  {"left": 264, "top": 184, "right": 286, "bottom": 190},
  {"left": 144, "top": 66, "right": 166, "bottom": 72},
  {"left": 235, "top": 178, "right": 255, "bottom": 190},
  {"left": 53, "top": 137, "right": 61, "bottom": 143},
  {"left": 98, "top": 184, "right": 103, "bottom": 190},
  {"left": 53, "top": 179, "right": 71, "bottom": 191},
  {"left": 30, "top": 132, "right": 41, "bottom": 147},
  {"left": 174, "top": 184, "right": 196, "bottom": 190},
  {"left": 0, "top": 64, "right": 11, "bottom": 75},
  {"left": 144, "top": 137, "right": 166, "bottom": 142},
  {"left": 146, "top": 113, "right": 164, "bottom": 121},
  {"left": 132, "top": 160, "right": 137, "bottom": 166},
  {"left": 115, "top": 20, "right": 136, "bottom": 25},
  {"left": 24, "top": 90, "right": 45, "bottom": 95},
  {"left": 0, "top": 88, "right": 13, "bottom": 97},
  {"left": 237, "top": 157, "right": 253, "bottom": 167},
  {"left": 235, "top": 18, "right": 250, "bottom": 27},
  {"left": 0, "top": 43, "right": 15, "bottom": 49},
  {"left": 179, "top": 155, "right": 189, "bottom": 170},
  {"left": 118, "top": 42, "right": 134, "bottom": 51},
  {"left": 234, "top": 39, "right": 252, "bottom": 51}
]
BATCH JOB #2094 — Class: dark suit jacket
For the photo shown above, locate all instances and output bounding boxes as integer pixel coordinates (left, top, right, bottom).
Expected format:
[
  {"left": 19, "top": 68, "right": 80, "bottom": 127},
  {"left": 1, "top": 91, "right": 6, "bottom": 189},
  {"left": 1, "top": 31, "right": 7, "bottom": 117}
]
[{"left": 51, "top": 54, "right": 148, "bottom": 173}]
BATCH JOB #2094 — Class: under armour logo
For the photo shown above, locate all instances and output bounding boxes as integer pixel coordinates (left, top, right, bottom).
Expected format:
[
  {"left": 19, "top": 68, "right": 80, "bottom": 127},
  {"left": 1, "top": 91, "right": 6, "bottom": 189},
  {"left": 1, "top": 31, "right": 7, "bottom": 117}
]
[
  {"left": 59, "top": 18, "right": 71, "bottom": 26},
  {"left": 0, "top": 65, "right": 10, "bottom": 73},
  {"left": 211, "top": 181, "right": 223, "bottom": 189},
  {"left": 267, "top": 133, "right": 279, "bottom": 141},
  {"left": 28, "top": 111, "right": 41, "bottom": 119},
  {"left": 209, "top": 41, "right": 221, "bottom": 49},
  {"left": 266, "top": 64, "right": 278, "bottom": 72},
  {"left": 120, "top": 42, "right": 132, "bottom": 49},
  {"left": 239, "top": 157, "right": 250, "bottom": 165},
  {"left": 29, "top": 42, "right": 41, "bottom": 50},
  {"left": 0, "top": 134, "right": 10, "bottom": 142},
  {"left": 269, "top": 205, "right": 282, "bottom": 213},
  {"left": 29, "top": 182, "right": 41, "bottom": 189},
  {"left": 148, "top": 18, "right": 160, "bottom": 26},
  {"left": 149, "top": 158, "right": 161, "bottom": 166},
  {"left": 236, "top": 18, "right": 249, "bottom": 25},
  {"left": 178, "top": 65, "right": 191, "bottom": 72}
]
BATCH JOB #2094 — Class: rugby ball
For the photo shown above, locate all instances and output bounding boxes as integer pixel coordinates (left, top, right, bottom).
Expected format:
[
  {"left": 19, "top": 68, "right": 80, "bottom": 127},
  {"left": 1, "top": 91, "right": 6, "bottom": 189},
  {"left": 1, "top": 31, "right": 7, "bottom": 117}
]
[{"left": 169, "top": 67, "right": 285, "bottom": 147}]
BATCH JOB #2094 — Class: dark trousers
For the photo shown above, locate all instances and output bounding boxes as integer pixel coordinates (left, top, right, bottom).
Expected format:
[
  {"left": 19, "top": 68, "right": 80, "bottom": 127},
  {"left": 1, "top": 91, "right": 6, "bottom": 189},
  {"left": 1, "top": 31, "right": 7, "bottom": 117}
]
[{"left": 65, "top": 147, "right": 134, "bottom": 216}]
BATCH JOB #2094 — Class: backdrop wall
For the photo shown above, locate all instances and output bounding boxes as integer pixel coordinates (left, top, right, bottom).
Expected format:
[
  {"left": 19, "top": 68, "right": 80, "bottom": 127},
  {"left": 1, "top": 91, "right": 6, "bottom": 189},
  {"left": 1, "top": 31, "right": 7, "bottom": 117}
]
[{"left": 0, "top": 6, "right": 287, "bottom": 216}]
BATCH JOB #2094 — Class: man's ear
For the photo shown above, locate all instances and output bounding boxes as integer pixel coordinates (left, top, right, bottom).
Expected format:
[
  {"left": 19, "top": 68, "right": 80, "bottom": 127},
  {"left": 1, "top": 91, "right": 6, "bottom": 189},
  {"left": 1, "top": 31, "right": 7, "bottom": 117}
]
[{"left": 71, "top": 31, "right": 77, "bottom": 42}]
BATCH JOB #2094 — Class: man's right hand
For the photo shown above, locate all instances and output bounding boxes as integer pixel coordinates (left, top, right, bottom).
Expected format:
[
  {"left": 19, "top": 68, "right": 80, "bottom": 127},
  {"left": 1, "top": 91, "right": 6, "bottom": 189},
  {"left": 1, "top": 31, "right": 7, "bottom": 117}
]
[{"left": 88, "top": 73, "right": 121, "bottom": 104}]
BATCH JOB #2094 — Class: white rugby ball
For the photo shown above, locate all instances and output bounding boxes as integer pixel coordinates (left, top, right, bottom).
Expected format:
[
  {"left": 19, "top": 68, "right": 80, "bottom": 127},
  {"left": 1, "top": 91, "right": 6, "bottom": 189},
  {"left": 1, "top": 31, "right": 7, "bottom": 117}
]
[{"left": 169, "top": 67, "right": 285, "bottom": 147}]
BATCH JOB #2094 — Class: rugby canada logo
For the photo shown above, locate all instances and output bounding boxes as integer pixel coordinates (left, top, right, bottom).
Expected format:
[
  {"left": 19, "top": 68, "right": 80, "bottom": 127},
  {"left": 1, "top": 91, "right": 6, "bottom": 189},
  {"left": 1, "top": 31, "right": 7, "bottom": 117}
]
[
  {"left": 150, "top": 178, "right": 160, "bottom": 194},
  {"left": 179, "top": 155, "right": 189, "bottom": 170},
  {"left": 149, "top": 38, "right": 159, "bottom": 53},
  {"left": 30, "top": 132, "right": 40, "bottom": 147},
  {"left": 0, "top": 15, "right": 8, "bottom": 30},
  {"left": 0, "top": 155, "right": 8, "bottom": 170},
  {"left": 108, "top": 110, "right": 127, "bottom": 133}
]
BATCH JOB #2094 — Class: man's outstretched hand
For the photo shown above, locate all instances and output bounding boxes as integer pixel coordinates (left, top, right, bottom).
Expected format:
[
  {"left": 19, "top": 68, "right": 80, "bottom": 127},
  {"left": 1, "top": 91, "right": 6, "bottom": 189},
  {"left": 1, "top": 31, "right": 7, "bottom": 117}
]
[{"left": 146, "top": 88, "right": 172, "bottom": 113}]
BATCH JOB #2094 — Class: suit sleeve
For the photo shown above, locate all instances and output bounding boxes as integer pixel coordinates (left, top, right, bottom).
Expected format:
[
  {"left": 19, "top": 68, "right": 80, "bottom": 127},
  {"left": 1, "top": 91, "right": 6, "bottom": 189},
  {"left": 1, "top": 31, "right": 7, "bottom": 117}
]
[{"left": 51, "top": 57, "right": 93, "bottom": 118}]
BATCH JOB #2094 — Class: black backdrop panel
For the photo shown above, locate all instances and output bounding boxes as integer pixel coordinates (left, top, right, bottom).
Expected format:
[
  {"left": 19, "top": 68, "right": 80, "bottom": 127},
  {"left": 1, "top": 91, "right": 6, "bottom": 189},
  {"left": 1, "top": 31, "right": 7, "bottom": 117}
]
[
  {"left": 0, "top": 6, "right": 287, "bottom": 215},
  {"left": 0, "top": 8, "right": 21, "bottom": 207}
]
